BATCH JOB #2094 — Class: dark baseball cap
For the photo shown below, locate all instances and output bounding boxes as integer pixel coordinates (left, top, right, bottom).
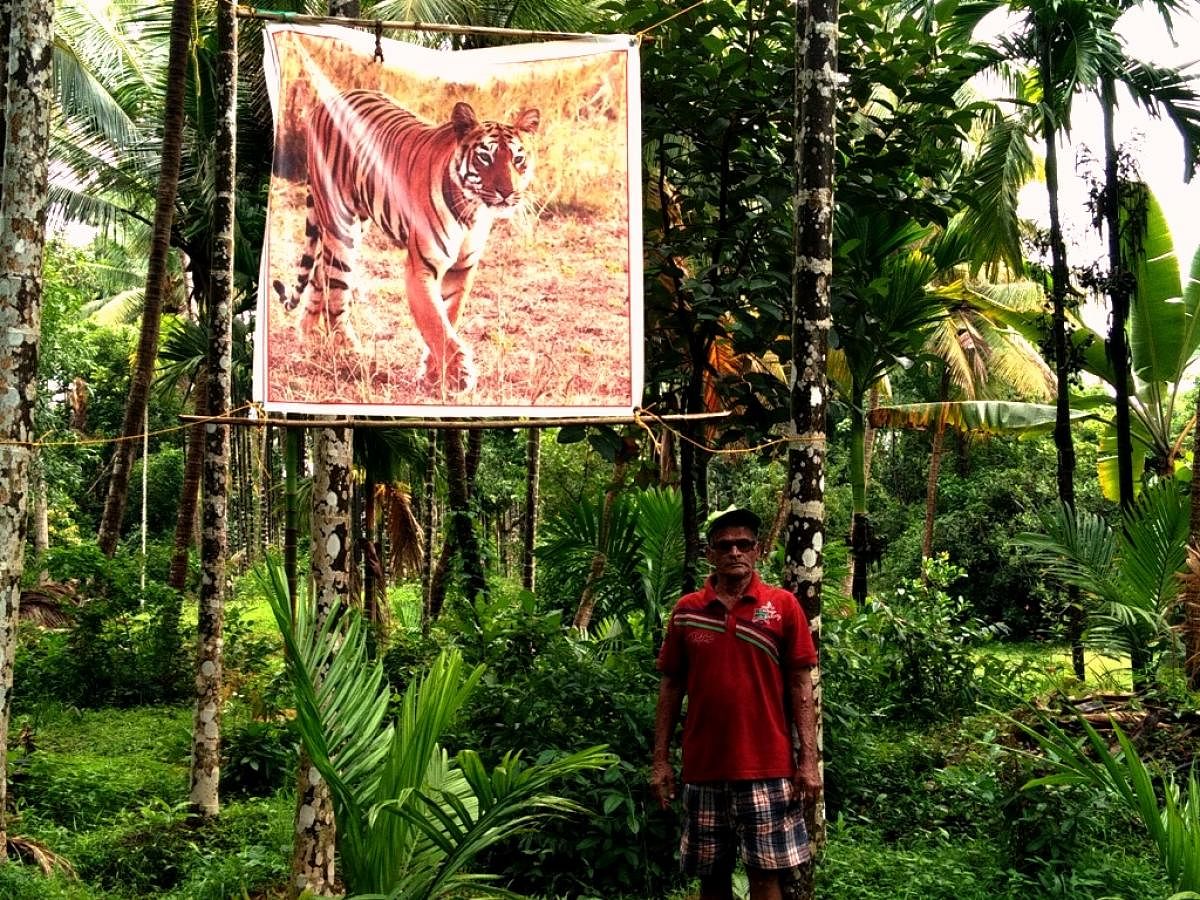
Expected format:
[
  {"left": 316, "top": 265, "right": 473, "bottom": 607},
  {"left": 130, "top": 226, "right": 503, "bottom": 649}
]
[{"left": 705, "top": 506, "right": 762, "bottom": 539}]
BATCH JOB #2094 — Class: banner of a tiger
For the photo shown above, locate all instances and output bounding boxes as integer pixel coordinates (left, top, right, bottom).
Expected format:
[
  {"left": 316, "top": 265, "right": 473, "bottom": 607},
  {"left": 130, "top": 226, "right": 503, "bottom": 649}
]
[{"left": 253, "top": 24, "right": 642, "bottom": 417}]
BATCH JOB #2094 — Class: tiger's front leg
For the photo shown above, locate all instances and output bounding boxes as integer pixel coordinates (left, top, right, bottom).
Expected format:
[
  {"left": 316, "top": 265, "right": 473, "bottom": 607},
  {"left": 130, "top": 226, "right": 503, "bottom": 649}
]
[{"left": 406, "top": 256, "right": 476, "bottom": 394}]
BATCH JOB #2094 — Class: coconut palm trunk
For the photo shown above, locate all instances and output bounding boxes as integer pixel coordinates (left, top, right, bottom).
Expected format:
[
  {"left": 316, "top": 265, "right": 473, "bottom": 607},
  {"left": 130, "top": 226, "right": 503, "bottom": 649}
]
[
  {"left": 0, "top": 0, "right": 53, "bottom": 854},
  {"left": 291, "top": 424, "right": 353, "bottom": 896},
  {"left": 96, "top": 0, "right": 194, "bottom": 555},
  {"left": 188, "top": 0, "right": 235, "bottom": 820},
  {"left": 784, "top": 0, "right": 837, "bottom": 894}
]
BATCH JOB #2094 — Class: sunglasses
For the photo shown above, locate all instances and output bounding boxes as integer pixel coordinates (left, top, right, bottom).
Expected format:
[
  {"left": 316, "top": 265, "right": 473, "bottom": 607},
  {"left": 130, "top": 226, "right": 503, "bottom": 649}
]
[{"left": 711, "top": 538, "right": 757, "bottom": 553}]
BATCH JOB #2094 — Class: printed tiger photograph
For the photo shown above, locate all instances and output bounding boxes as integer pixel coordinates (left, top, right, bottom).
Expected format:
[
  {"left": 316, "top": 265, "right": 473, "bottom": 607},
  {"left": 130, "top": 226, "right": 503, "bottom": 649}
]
[{"left": 256, "top": 25, "right": 642, "bottom": 415}]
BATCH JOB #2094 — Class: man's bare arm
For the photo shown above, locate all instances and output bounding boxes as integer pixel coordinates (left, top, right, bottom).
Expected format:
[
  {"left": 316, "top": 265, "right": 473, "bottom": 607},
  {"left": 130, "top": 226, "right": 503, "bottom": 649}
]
[
  {"left": 650, "top": 673, "right": 685, "bottom": 809},
  {"left": 789, "top": 665, "right": 821, "bottom": 799}
]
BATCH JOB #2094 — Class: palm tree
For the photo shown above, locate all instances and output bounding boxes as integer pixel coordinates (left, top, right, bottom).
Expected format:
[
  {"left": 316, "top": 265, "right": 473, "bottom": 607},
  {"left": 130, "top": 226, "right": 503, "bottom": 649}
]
[
  {"left": 188, "top": 0, "right": 237, "bottom": 821},
  {"left": 260, "top": 560, "right": 613, "bottom": 897},
  {"left": 0, "top": 0, "right": 54, "bottom": 855},
  {"left": 785, "top": 0, "right": 838, "bottom": 890},
  {"left": 96, "top": 0, "right": 195, "bottom": 555}
]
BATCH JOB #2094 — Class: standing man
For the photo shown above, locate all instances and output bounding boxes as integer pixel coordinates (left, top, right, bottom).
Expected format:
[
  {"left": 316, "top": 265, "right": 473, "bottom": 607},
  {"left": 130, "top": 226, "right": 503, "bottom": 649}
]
[{"left": 651, "top": 507, "right": 819, "bottom": 900}]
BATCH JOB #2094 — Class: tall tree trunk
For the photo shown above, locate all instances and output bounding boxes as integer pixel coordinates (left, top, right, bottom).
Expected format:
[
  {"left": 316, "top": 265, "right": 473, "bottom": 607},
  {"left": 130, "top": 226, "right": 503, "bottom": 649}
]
[
  {"left": 1186, "top": 386, "right": 1200, "bottom": 688},
  {"left": 921, "top": 372, "right": 952, "bottom": 565},
  {"left": 1101, "top": 75, "right": 1135, "bottom": 510},
  {"left": 522, "top": 428, "right": 541, "bottom": 592},
  {"left": 30, "top": 452, "right": 49, "bottom": 557},
  {"left": 0, "top": 0, "right": 52, "bottom": 855},
  {"left": 290, "top": 425, "right": 352, "bottom": 897},
  {"left": 680, "top": 358, "right": 706, "bottom": 593},
  {"left": 848, "top": 382, "right": 871, "bottom": 603},
  {"left": 443, "top": 429, "right": 487, "bottom": 605},
  {"left": 784, "top": 0, "right": 836, "bottom": 894},
  {"left": 420, "top": 429, "right": 436, "bottom": 629},
  {"left": 170, "top": 366, "right": 208, "bottom": 590},
  {"left": 96, "top": 0, "right": 194, "bottom": 555},
  {"left": 189, "top": 0, "right": 235, "bottom": 819},
  {"left": 1040, "top": 37, "right": 1085, "bottom": 683},
  {"left": 284, "top": 427, "right": 302, "bottom": 609}
]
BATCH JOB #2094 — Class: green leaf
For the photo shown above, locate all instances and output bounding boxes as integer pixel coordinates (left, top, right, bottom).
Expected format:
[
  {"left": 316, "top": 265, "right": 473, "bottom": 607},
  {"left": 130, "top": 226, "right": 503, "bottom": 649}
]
[{"left": 1127, "top": 184, "right": 1186, "bottom": 384}]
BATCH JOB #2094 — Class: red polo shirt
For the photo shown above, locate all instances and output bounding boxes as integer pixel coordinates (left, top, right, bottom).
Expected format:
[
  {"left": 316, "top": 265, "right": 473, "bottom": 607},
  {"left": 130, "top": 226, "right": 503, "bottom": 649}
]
[{"left": 657, "top": 573, "right": 817, "bottom": 784}]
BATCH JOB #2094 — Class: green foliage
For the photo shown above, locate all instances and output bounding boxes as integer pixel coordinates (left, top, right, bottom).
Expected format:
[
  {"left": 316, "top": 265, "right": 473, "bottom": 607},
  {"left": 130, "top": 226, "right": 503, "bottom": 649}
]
[
  {"left": 1019, "top": 479, "right": 1189, "bottom": 676},
  {"left": 1006, "top": 704, "right": 1200, "bottom": 894},
  {"left": 16, "top": 544, "right": 189, "bottom": 709},
  {"left": 220, "top": 718, "right": 299, "bottom": 799},
  {"left": 823, "top": 556, "right": 1024, "bottom": 723},
  {"left": 261, "top": 560, "right": 613, "bottom": 898},
  {"left": 121, "top": 447, "right": 185, "bottom": 537}
]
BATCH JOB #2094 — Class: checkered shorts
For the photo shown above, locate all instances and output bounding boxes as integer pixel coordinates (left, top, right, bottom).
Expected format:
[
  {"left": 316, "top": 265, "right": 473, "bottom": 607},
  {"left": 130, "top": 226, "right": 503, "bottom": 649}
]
[{"left": 680, "top": 778, "right": 810, "bottom": 875}]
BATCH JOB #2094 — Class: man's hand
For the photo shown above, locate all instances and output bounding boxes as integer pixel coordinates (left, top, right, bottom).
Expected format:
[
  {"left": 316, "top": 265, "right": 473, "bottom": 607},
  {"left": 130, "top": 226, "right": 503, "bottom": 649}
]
[
  {"left": 650, "top": 760, "right": 676, "bottom": 810},
  {"left": 793, "top": 761, "right": 821, "bottom": 803}
]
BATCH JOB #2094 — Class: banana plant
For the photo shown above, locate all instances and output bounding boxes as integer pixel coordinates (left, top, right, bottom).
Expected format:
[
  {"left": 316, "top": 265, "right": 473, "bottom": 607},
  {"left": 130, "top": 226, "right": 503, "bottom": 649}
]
[{"left": 258, "top": 559, "right": 613, "bottom": 898}]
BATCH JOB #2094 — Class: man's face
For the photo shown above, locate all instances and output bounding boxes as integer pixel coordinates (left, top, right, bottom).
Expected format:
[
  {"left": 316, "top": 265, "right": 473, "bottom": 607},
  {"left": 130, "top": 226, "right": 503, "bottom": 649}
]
[{"left": 705, "top": 526, "right": 760, "bottom": 579}]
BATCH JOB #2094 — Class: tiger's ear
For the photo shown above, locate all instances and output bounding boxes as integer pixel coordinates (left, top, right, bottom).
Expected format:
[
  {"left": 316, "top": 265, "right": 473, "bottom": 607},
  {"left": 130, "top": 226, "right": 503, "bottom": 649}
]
[
  {"left": 514, "top": 108, "right": 540, "bottom": 135},
  {"left": 451, "top": 102, "right": 478, "bottom": 138}
]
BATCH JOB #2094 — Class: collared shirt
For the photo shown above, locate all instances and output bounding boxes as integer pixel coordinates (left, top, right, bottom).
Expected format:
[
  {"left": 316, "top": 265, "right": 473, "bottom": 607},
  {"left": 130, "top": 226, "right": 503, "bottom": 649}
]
[{"left": 657, "top": 572, "right": 817, "bottom": 783}]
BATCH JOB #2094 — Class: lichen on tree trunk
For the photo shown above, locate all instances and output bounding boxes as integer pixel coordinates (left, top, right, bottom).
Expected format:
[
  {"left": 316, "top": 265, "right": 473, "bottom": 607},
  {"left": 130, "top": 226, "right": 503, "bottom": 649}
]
[
  {"left": 290, "top": 424, "right": 352, "bottom": 896},
  {"left": 188, "top": 0, "right": 236, "bottom": 820},
  {"left": 783, "top": 0, "right": 838, "bottom": 894},
  {"left": 0, "top": 0, "right": 53, "bottom": 855}
]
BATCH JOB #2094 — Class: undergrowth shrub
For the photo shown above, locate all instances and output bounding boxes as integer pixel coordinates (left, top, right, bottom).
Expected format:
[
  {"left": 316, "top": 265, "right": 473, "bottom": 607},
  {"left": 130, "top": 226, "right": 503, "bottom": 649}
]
[
  {"left": 16, "top": 543, "right": 189, "bottom": 708},
  {"left": 823, "top": 556, "right": 1032, "bottom": 723},
  {"left": 11, "top": 751, "right": 183, "bottom": 828},
  {"left": 220, "top": 718, "right": 299, "bottom": 798}
]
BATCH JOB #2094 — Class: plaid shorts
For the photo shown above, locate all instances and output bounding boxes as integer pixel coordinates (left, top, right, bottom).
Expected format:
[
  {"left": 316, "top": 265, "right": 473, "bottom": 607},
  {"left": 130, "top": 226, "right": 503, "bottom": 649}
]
[{"left": 680, "top": 778, "right": 810, "bottom": 875}]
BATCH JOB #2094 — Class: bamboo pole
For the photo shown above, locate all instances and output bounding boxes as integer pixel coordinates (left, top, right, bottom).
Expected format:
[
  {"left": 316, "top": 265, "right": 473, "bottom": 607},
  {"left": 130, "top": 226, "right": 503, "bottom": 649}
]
[
  {"left": 180, "top": 410, "right": 731, "bottom": 430},
  {"left": 234, "top": 5, "right": 611, "bottom": 41}
]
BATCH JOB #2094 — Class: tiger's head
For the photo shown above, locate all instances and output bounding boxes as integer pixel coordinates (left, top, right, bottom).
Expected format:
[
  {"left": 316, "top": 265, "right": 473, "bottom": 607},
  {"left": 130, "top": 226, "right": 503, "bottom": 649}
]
[{"left": 450, "top": 102, "right": 540, "bottom": 216}]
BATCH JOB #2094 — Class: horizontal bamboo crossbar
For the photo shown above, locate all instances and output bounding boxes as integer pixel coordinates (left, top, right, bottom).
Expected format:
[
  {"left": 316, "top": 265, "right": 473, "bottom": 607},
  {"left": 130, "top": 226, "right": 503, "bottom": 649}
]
[
  {"left": 234, "top": 6, "right": 612, "bottom": 42},
  {"left": 180, "top": 410, "right": 731, "bottom": 430}
]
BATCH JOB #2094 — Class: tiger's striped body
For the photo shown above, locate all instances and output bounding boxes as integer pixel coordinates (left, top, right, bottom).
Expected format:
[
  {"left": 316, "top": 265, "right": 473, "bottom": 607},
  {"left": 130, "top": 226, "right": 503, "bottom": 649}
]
[{"left": 273, "top": 90, "right": 539, "bottom": 393}]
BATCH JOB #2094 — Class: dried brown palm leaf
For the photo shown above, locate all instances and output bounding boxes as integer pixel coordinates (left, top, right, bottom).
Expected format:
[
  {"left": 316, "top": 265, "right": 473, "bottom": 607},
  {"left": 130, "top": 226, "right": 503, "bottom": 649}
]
[
  {"left": 7, "top": 835, "right": 76, "bottom": 877},
  {"left": 18, "top": 581, "right": 76, "bottom": 628},
  {"left": 380, "top": 483, "right": 423, "bottom": 581}
]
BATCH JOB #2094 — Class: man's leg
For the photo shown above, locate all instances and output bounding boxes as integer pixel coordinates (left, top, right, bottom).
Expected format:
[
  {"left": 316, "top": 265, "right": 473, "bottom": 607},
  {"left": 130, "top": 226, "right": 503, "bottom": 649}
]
[
  {"left": 698, "top": 864, "right": 736, "bottom": 900},
  {"left": 746, "top": 866, "right": 783, "bottom": 900}
]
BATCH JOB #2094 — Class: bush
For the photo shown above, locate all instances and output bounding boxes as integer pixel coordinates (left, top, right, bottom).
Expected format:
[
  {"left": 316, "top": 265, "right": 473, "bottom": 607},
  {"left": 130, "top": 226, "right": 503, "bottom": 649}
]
[
  {"left": 15, "top": 544, "right": 189, "bottom": 709},
  {"left": 823, "top": 556, "right": 1030, "bottom": 722},
  {"left": 220, "top": 718, "right": 299, "bottom": 798}
]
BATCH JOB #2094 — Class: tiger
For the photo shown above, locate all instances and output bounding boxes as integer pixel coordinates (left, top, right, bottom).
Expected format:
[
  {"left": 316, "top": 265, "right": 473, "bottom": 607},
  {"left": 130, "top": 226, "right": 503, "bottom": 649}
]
[{"left": 273, "top": 89, "right": 540, "bottom": 394}]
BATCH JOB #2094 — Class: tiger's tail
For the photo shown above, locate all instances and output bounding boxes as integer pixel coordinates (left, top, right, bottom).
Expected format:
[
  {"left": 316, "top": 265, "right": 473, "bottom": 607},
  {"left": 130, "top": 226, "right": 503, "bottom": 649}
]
[{"left": 272, "top": 192, "right": 321, "bottom": 310}]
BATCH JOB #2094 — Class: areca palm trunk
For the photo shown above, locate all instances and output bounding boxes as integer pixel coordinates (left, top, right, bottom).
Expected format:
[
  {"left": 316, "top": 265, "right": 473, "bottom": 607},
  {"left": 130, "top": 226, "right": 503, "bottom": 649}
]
[
  {"left": 284, "top": 427, "right": 302, "bottom": 609},
  {"left": 0, "top": 0, "right": 53, "bottom": 854},
  {"left": 443, "top": 429, "right": 487, "bottom": 605},
  {"left": 1039, "top": 35, "right": 1086, "bottom": 683},
  {"left": 97, "top": 0, "right": 194, "bottom": 556},
  {"left": 784, "top": 0, "right": 837, "bottom": 894},
  {"left": 188, "top": 0, "right": 235, "bottom": 820},
  {"left": 573, "top": 455, "right": 631, "bottom": 632},
  {"left": 921, "top": 372, "right": 952, "bottom": 564},
  {"left": 522, "top": 427, "right": 540, "bottom": 592},
  {"left": 1101, "top": 74, "right": 1135, "bottom": 510},
  {"left": 291, "top": 424, "right": 352, "bottom": 896},
  {"left": 170, "top": 365, "right": 207, "bottom": 590},
  {"left": 848, "top": 380, "right": 870, "bottom": 603}
]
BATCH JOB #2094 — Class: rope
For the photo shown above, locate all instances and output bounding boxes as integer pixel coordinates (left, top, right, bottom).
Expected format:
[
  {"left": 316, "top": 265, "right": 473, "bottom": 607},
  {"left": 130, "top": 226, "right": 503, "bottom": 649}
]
[
  {"left": 635, "top": 408, "right": 827, "bottom": 458},
  {"left": 634, "top": 0, "right": 712, "bottom": 40},
  {"left": 0, "top": 403, "right": 258, "bottom": 449}
]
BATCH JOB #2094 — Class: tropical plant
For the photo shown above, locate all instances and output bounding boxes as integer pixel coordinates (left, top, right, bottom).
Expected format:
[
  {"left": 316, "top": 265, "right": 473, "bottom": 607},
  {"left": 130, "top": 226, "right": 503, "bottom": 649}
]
[
  {"left": 1018, "top": 479, "right": 1190, "bottom": 685},
  {"left": 1005, "top": 704, "right": 1200, "bottom": 895},
  {"left": 259, "top": 559, "right": 613, "bottom": 898}
]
